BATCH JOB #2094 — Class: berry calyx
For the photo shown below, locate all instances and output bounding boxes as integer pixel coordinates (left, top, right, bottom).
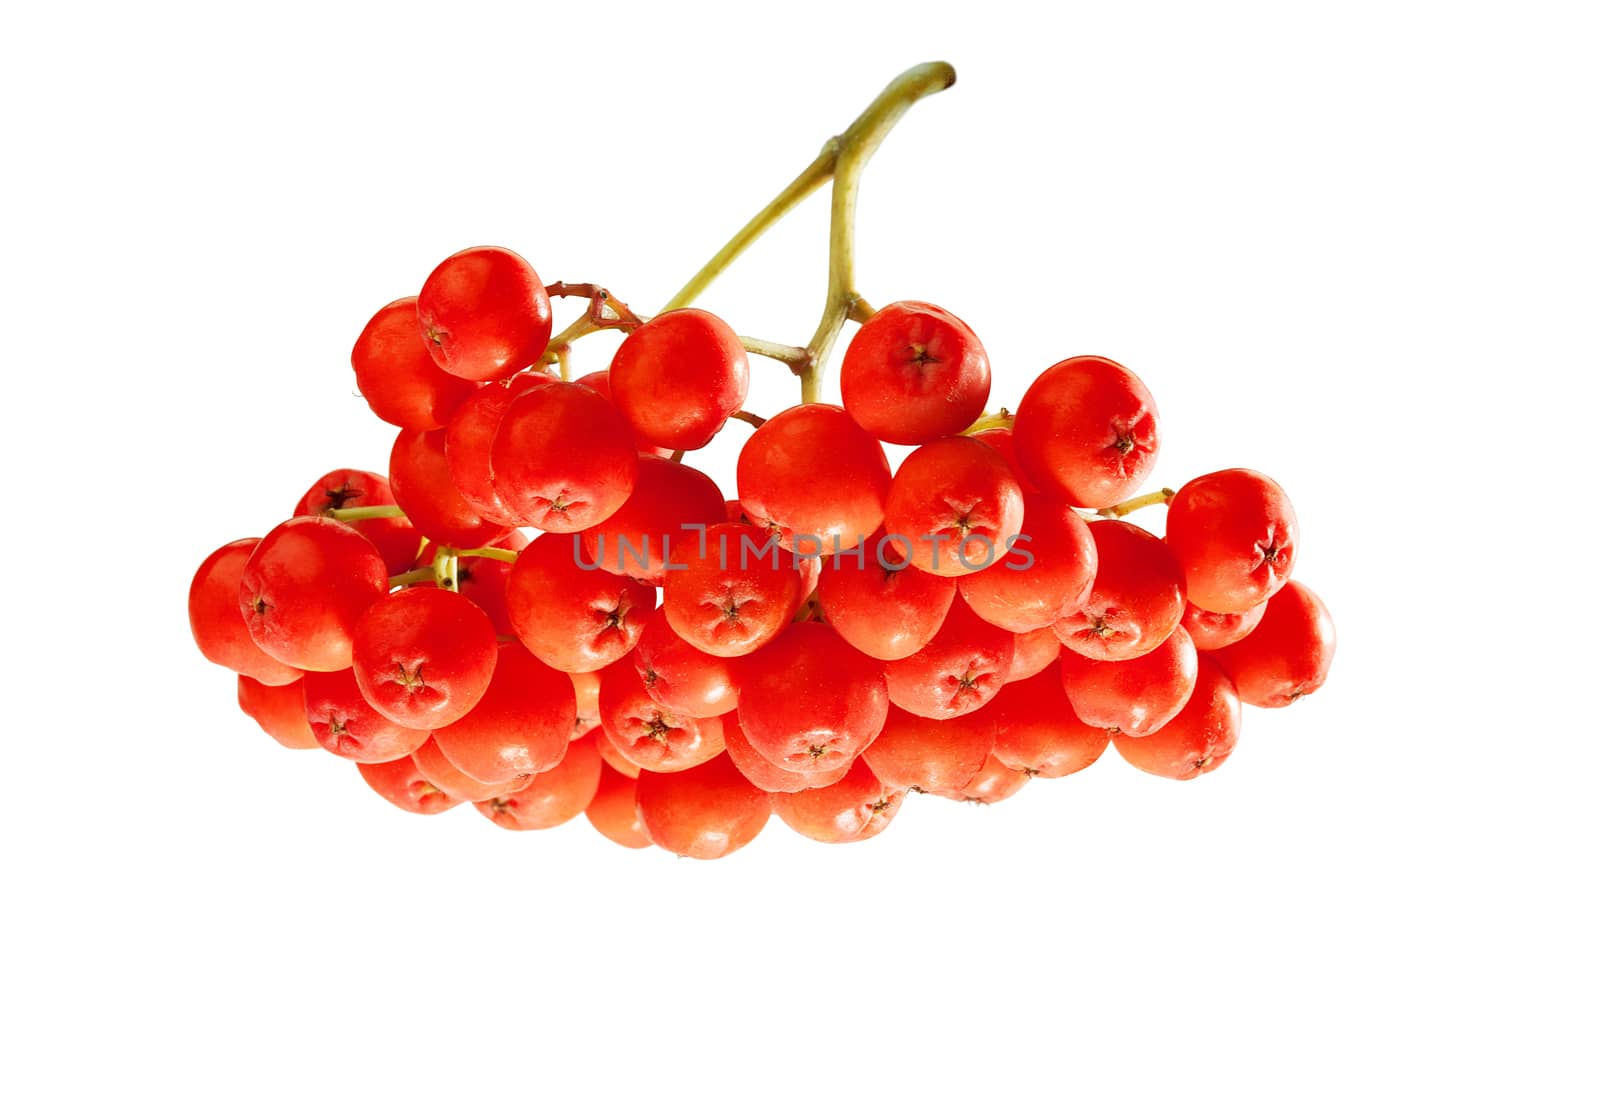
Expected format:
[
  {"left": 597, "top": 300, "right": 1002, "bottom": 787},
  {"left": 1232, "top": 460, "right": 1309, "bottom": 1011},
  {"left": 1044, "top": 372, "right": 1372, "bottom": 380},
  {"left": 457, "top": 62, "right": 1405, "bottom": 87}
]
[
  {"left": 491, "top": 381, "right": 639, "bottom": 533},
  {"left": 840, "top": 300, "right": 990, "bottom": 445},
  {"left": 417, "top": 246, "right": 553, "bottom": 381},
  {"left": 1052, "top": 520, "right": 1185, "bottom": 663},
  {"left": 351, "top": 586, "right": 498, "bottom": 731},
  {"left": 736, "top": 404, "right": 891, "bottom": 555},
  {"left": 431, "top": 641, "right": 576, "bottom": 783},
  {"left": 352, "top": 297, "right": 474, "bottom": 430},
  {"left": 1166, "top": 468, "right": 1299, "bottom": 614},
  {"left": 736, "top": 622, "right": 890, "bottom": 776},
  {"left": 1013, "top": 355, "right": 1161, "bottom": 509},
  {"left": 1112, "top": 655, "right": 1241, "bottom": 779},
  {"left": 882, "top": 436, "right": 1024, "bottom": 576},
  {"left": 238, "top": 517, "right": 389, "bottom": 673},
  {"left": 190, "top": 539, "right": 303, "bottom": 686},
  {"left": 609, "top": 308, "right": 750, "bottom": 450},
  {"left": 1211, "top": 580, "right": 1335, "bottom": 708},
  {"left": 772, "top": 759, "right": 903, "bottom": 843}
]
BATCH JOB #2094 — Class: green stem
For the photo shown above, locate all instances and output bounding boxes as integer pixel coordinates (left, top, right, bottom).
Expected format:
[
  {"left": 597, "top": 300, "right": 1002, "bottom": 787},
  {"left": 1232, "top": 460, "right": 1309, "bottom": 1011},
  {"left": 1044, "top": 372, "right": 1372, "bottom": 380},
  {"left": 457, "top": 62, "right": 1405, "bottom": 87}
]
[
  {"left": 661, "top": 152, "right": 836, "bottom": 313},
  {"left": 389, "top": 566, "right": 434, "bottom": 587},
  {"left": 540, "top": 313, "right": 599, "bottom": 371},
  {"left": 799, "top": 62, "right": 955, "bottom": 402},
  {"left": 539, "top": 281, "right": 648, "bottom": 372},
  {"left": 659, "top": 62, "right": 957, "bottom": 403},
  {"left": 1097, "top": 488, "right": 1176, "bottom": 518},
  {"left": 329, "top": 505, "right": 406, "bottom": 522},
  {"left": 960, "top": 408, "right": 1015, "bottom": 435},
  {"left": 456, "top": 546, "right": 521, "bottom": 564},
  {"left": 739, "top": 336, "right": 810, "bottom": 372}
]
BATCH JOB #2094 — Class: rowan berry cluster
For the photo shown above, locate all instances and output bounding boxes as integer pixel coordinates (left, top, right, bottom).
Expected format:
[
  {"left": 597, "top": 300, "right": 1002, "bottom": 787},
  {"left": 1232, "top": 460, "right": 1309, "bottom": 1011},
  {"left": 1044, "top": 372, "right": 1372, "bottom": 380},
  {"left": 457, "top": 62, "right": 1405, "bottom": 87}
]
[{"left": 188, "top": 64, "right": 1335, "bottom": 858}]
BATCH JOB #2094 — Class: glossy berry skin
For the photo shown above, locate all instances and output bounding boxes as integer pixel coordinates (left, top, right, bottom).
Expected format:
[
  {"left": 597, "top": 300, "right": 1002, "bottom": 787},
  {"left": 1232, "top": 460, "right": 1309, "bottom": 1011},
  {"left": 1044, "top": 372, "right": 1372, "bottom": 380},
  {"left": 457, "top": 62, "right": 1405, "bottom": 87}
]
[
  {"left": 574, "top": 370, "right": 675, "bottom": 459},
  {"left": 985, "top": 670, "right": 1110, "bottom": 778},
  {"left": 1007, "top": 627, "right": 1061, "bottom": 682},
  {"left": 389, "top": 428, "right": 507, "bottom": 549},
  {"left": 579, "top": 455, "right": 726, "bottom": 584},
  {"left": 1060, "top": 625, "right": 1198, "bottom": 737},
  {"left": 357, "top": 754, "right": 462, "bottom": 815},
  {"left": 570, "top": 670, "right": 602, "bottom": 736},
  {"left": 190, "top": 539, "right": 302, "bottom": 685},
  {"left": 882, "top": 596, "right": 1016, "bottom": 720},
  {"left": 608, "top": 308, "right": 750, "bottom": 450},
  {"left": 736, "top": 622, "right": 890, "bottom": 777},
  {"left": 597, "top": 660, "right": 726, "bottom": 774},
  {"left": 505, "top": 533, "right": 657, "bottom": 673},
  {"left": 771, "top": 759, "right": 903, "bottom": 843},
  {"left": 430, "top": 642, "right": 575, "bottom": 783},
  {"left": 635, "top": 753, "right": 771, "bottom": 859},
  {"left": 444, "top": 373, "right": 553, "bottom": 527},
  {"left": 1013, "top": 355, "right": 1160, "bottom": 509},
  {"left": 417, "top": 246, "right": 553, "bottom": 382},
  {"left": 1167, "top": 469, "right": 1298, "bottom": 614},
  {"left": 302, "top": 668, "right": 430, "bottom": 763},
  {"left": 1054, "top": 520, "right": 1185, "bottom": 663},
  {"left": 816, "top": 530, "right": 957, "bottom": 661},
  {"left": 661, "top": 522, "right": 804, "bottom": 658},
  {"left": 410, "top": 737, "right": 534, "bottom": 803},
  {"left": 1182, "top": 600, "right": 1267, "bottom": 651},
  {"left": 631, "top": 615, "right": 739, "bottom": 718},
  {"left": 236, "top": 676, "right": 317, "bottom": 749},
  {"left": 352, "top": 297, "right": 474, "bottom": 430},
  {"left": 721, "top": 709, "right": 846, "bottom": 793},
  {"left": 736, "top": 404, "right": 891, "bottom": 555},
  {"left": 293, "top": 468, "right": 421, "bottom": 575},
  {"left": 839, "top": 301, "right": 990, "bottom": 445},
  {"left": 585, "top": 765, "right": 651, "bottom": 849},
  {"left": 1112, "top": 655, "right": 1240, "bottom": 779},
  {"left": 491, "top": 381, "right": 639, "bottom": 533},
  {"left": 969, "top": 427, "right": 1040, "bottom": 494},
  {"left": 239, "top": 517, "right": 389, "bottom": 673},
  {"left": 351, "top": 587, "right": 498, "bottom": 731},
  {"left": 943, "top": 753, "right": 1031, "bottom": 804},
  {"left": 958, "top": 495, "right": 1097, "bottom": 633},
  {"left": 863, "top": 706, "right": 995, "bottom": 797},
  {"left": 883, "top": 436, "right": 1024, "bottom": 575},
  {"left": 593, "top": 728, "right": 642, "bottom": 778},
  {"left": 477, "top": 732, "right": 603, "bottom": 831},
  {"left": 1212, "top": 580, "right": 1335, "bottom": 707}
]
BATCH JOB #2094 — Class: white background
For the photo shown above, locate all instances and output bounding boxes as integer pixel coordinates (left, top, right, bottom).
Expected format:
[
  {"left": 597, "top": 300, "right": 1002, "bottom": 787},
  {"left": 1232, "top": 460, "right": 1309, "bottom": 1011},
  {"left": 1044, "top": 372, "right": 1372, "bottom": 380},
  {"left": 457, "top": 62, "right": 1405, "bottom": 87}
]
[{"left": 4, "top": 2, "right": 1596, "bottom": 1091}]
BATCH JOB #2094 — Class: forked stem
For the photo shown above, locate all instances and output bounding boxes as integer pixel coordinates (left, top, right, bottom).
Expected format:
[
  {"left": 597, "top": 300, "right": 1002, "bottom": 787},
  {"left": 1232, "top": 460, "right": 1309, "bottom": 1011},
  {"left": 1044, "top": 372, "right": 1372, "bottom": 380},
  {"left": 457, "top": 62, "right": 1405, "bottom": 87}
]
[
  {"left": 739, "top": 336, "right": 810, "bottom": 371},
  {"left": 662, "top": 62, "right": 957, "bottom": 403},
  {"left": 660, "top": 154, "right": 835, "bottom": 314}
]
